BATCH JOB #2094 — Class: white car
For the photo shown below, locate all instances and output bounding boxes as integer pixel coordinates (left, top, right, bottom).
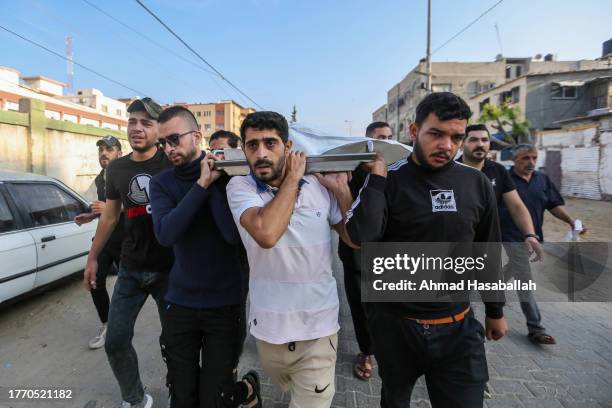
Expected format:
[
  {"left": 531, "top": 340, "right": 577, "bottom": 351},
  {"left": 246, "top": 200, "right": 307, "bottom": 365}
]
[{"left": 0, "top": 170, "right": 97, "bottom": 304}]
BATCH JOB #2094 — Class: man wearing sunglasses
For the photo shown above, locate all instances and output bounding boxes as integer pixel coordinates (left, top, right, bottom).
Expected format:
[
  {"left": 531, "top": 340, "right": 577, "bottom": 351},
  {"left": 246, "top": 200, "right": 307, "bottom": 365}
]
[
  {"left": 83, "top": 98, "right": 173, "bottom": 408},
  {"left": 150, "top": 106, "right": 261, "bottom": 408}
]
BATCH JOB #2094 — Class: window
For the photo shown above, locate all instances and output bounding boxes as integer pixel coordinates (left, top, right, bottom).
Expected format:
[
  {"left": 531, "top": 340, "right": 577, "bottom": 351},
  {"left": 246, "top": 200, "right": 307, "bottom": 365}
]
[
  {"left": 216, "top": 110, "right": 223, "bottom": 116},
  {"left": 515, "top": 66, "right": 522, "bottom": 77},
  {"left": 551, "top": 84, "right": 578, "bottom": 99},
  {"left": 500, "top": 86, "right": 520, "bottom": 104},
  {"left": 5, "top": 101, "right": 19, "bottom": 111},
  {"left": 505, "top": 66, "right": 511, "bottom": 79},
  {"left": 203, "top": 111, "right": 211, "bottom": 117},
  {"left": 511, "top": 86, "right": 520, "bottom": 103},
  {"left": 196, "top": 112, "right": 201, "bottom": 117},
  {"left": 116, "top": 109, "right": 122, "bottom": 116},
  {"left": 479, "top": 98, "right": 490, "bottom": 113},
  {"left": 216, "top": 124, "right": 224, "bottom": 129},
  {"left": 591, "top": 83, "right": 609, "bottom": 109},
  {"left": 432, "top": 84, "right": 452, "bottom": 92},
  {"left": 204, "top": 124, "right": 211, "bottom": 130},
  {"left": 11, "top": 183, "right": 85, "bottom": 227},
  {"left": 101, "top": 104, "right": 108, "bottom": 113},
  {"left": 0, "top": 193, "right": 17, "bottom": 233}
]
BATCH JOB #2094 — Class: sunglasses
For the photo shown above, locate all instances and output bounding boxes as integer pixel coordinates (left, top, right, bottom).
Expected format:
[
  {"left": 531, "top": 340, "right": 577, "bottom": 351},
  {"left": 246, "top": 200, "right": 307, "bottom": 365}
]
[{"left": 158, "top": 130, "right": 195, "bottom": 148}]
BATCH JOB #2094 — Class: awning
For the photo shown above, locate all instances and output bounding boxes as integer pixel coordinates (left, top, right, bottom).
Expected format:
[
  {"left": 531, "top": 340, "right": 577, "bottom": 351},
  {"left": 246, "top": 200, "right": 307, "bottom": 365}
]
[{"left": 554, "top": 80, "right": 585, "bottom": 87}]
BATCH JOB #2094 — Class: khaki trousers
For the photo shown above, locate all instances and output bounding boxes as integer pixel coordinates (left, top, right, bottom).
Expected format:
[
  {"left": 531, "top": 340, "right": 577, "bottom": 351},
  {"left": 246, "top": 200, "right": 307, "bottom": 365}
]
[{"left": 256, "top": 334, "right": 338, "bottom": 408}]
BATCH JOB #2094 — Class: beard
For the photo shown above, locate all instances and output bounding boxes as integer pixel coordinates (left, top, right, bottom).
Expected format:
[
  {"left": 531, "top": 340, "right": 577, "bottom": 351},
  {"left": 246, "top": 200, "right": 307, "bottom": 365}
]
[
  {"left": 99, "top": 156, "right": 109, "bottom": 168},
  {"left": 465, "top": 148, "right": 487, "bottom": 162},
  {"left": 171, "top": 147, "right": 199, "bottom": 167},
  {"left": 413, "top": 138, "right": 452, "bottom": 169},
  {"left": 131, "top": 143, "right": 155, "bottom": 153},
  {"left": 250, "top": 155, "right": 285, "bottom": 183}
]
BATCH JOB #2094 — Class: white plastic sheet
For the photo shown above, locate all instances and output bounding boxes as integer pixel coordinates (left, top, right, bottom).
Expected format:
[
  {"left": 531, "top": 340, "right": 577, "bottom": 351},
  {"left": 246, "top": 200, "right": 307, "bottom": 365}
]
[{"left": 289, "top": 123, "right": 412, "bottom": 165}]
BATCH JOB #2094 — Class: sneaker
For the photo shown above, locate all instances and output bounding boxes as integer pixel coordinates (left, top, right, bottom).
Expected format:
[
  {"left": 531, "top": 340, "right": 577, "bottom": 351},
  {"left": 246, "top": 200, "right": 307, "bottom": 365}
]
[
  {"left": 120, "top": 394, "right": 153, "bottom": 408},
  {"left": 88, "top": 324, "right": 107, "bottom": 350},
  {"left": 484, "top": 383, "right": 492, "bottom": 399}
]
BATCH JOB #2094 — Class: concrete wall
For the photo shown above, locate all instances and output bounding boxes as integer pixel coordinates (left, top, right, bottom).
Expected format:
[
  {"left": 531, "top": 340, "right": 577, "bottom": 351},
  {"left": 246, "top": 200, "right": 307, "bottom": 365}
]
[
  {"left": 0, "top": 121, "right": 28, "bottom": 172},
  {"left": 0, "top": 98, "right": 128, "bottom": 198},
  {"left": 523, "top": 71, "right": 610, "bottom": 129},
  {"left": 469, "top": 69, "right": 612, "bottom": 130}
]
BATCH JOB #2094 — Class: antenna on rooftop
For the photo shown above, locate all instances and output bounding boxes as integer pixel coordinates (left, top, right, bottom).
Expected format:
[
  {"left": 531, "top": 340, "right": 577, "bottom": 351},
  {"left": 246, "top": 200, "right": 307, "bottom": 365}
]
[
  {"left": 66, "top": 36, "right": 74, "bottom": 95},
  {"left": 494, "top": 23, "right": 503, "bottom": 57}
]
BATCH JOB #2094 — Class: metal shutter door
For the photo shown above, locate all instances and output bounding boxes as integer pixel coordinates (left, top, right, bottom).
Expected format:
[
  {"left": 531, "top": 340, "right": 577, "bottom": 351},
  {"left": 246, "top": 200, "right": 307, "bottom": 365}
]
[{"left": 561, "top": 147, "right": 602, "bottom": 200}]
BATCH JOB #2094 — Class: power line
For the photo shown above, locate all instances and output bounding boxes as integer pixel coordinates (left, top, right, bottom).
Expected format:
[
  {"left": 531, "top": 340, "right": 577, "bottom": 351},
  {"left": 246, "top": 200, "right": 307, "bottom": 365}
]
[
  {"left": 81, "top": 0, "right": 216, "bottom": 77},
  {"left": 0, "top": 24, "right": 148, "bottom": 96},
  {"left": 432, "top": 0, "right": 504, "bottom": 55},
  {"left": 79, "top": 0, "right": 245, "bottom": 105},
  {"left": 134, "top": 0, "right": 265, "bottom": 110}
]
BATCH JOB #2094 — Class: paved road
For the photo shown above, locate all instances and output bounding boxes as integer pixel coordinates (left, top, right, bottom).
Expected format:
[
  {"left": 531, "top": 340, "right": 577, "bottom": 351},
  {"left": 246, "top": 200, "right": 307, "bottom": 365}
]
[{"left": 1, "top": 238, "right": 611, "bottom": 407}]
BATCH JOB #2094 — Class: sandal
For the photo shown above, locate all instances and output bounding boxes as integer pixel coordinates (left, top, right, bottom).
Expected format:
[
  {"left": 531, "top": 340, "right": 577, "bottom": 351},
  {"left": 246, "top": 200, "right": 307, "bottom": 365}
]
[
  {"left": 528, "top": 332, "right": 556, "bottom": 345},
  {"left": 242, "top": 370, "right": 262, "bottom": 408},
  {"left": 353, "top": 352, "right": 373, "bottom": 381}
]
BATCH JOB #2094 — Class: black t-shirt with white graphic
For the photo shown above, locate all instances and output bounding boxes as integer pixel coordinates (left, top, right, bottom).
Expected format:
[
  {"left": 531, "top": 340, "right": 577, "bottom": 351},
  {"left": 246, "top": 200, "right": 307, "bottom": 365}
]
[
  {"left": 106, "top": 148, "right": 174, "bottom": 272},
  {"left": 457, "top": 157, "right": 516, "bottom": 205}
]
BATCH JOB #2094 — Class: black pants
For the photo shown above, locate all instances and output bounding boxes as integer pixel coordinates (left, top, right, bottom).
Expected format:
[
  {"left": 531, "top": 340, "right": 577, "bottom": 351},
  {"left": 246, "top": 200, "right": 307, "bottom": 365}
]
[
  {"left": 342, "top": 261, "right": 373, "bottom": 355},
  {"left": 90, "top": 245, "right": 120, "bottom": 324},
  {"left": 160, "top": 303, "right": 246, "bottom": 408},
  {"left": 367, "top": 306, "right": 488, "bottom": 408}
]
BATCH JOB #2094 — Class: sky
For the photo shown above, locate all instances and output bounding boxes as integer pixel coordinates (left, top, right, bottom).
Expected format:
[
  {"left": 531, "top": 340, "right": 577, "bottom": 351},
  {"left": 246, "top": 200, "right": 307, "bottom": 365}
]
[{"left": 2, "top": 0, "right": 611, "bottom": 135}]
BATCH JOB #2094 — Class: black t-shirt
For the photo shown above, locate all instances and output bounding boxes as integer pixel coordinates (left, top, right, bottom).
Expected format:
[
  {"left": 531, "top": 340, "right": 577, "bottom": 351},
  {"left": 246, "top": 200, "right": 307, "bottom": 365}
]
[
  {"left": 106, "top": 148, "right": 174, "bottom": 272},
  {"left": 338, "top": 165, "right": 369, "bottom": 268},
  {"left": 95, "top": 169, "right": 124, "bottom": 250},
  {"left": 457, "top": 158, "right": 515, "bottom": 205}
]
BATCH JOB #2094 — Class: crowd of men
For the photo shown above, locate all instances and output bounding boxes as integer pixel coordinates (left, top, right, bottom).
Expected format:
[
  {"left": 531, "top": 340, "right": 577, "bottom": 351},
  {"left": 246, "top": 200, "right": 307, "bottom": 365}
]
[{"left": 76, "top": 92, "right": 584, "bottom": 408}]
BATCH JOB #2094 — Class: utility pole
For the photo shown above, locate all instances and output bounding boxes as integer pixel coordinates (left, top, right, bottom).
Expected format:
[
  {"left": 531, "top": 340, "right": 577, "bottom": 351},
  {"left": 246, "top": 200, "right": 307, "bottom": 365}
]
[
  {"left": 494, "top": 23, "right": 504, "bottom": 56},
  {"left": 65, "top": 36, "right": 74, "bottom": 95},
  {"left": 426, "top": 0, "right": 432, "bottom": 92}
]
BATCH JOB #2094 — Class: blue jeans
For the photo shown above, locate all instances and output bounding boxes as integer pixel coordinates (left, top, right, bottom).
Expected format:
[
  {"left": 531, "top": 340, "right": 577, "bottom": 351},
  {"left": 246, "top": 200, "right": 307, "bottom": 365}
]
[
  {"left": 105, "top": 266, "right": 169, "bottom": 404},
  {"left": 503, "top": 243, "right": 546, "bottom": 334}
]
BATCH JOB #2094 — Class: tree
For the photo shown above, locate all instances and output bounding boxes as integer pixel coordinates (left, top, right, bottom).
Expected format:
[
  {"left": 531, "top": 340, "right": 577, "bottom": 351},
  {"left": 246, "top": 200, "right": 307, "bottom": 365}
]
[
  {"left": 478, "top": 101, "right": 531, "bottom": 147},
  {"left": 290, "top": 105, "right": 297, "bottom": 123}
]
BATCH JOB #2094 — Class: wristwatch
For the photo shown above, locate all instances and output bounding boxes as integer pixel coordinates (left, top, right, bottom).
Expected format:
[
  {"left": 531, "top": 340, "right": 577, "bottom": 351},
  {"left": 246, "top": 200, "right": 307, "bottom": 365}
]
[{"left": 524, "top": 233, "right": 540, "bottom": 240}]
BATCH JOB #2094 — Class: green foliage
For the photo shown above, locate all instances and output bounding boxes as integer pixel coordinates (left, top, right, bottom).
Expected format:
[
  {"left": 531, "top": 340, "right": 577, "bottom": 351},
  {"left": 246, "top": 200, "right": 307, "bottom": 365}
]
[{"left": 478, "top": 100, "right": 531, "bottom": 145}]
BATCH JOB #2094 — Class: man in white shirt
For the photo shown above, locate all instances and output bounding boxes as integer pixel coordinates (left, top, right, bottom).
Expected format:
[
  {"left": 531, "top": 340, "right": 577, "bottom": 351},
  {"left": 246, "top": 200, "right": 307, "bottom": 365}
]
[{"left": 226, "top": 111, "right": 355, "bottom": 408}]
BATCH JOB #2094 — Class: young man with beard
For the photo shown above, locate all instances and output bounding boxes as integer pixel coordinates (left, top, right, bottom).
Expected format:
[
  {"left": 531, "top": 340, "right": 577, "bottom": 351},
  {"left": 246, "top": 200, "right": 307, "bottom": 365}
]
[
  {"left": 498, "top": 144, "right": 586, "bottom": 345},
  {"left": 338, "top": 121, "right": 394, "bottom": 381},
  {"left": 459, "top": 125, "right": 558, "bottom": 345},
  {"left": 346, "top": 92, "right": 508, "bottom": 407},
  {"left": 149, "top": 106, "right": 260, "bottom": 408},
  {"left": 75, "top": 135, "right": 124, "bottom": 350},
  {"left": 83, "top": 98, "right": 173, "bottom": 408},
  {"left": 226, "top": 111, "right": 356, "bottom": 408}
]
